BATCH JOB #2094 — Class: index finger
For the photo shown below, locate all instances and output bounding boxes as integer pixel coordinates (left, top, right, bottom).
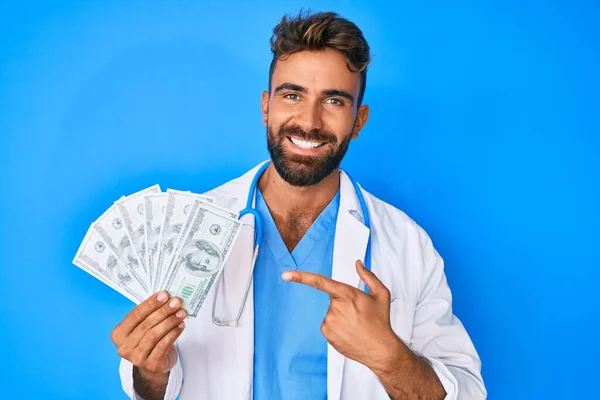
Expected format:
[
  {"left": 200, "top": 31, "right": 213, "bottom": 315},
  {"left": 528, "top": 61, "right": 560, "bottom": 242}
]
[
  {"left": 282, "top": 271, "right": 355, "bottom": 299},
  {"left": 116, "top": 291, "right": 171, "bottom": 337}
]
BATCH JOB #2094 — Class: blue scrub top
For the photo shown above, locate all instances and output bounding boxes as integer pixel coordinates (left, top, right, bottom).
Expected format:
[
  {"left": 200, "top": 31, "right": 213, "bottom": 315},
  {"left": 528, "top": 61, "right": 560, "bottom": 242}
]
[{"left": 252, "top": 188, "right": 340, "bottom": 400}]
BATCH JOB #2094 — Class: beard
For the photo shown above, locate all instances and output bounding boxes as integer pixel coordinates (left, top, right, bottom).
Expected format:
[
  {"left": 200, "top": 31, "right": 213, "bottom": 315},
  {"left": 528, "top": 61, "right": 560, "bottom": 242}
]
[{"left": 266, "top": 122, "right": 353, "bottom": 187}]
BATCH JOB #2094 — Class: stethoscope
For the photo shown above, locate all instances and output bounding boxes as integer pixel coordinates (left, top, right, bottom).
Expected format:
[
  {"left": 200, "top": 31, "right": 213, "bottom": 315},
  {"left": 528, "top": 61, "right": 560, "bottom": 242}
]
[{"left": 212, "top": 161, "right": 372, "bottom": 327}]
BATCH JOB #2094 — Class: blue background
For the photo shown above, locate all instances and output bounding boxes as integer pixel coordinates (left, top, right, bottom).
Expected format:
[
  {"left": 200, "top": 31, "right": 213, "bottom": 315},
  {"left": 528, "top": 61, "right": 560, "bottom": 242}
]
[{"left": 1, "top": 1, "right": 598, "bottom": 398}]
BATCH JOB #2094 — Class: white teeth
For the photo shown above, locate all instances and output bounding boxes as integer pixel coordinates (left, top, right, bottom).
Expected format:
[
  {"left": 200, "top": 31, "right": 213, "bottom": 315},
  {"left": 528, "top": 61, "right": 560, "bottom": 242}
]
[{"left": 290, "top": 137, "right": 323, "bottom": 149}]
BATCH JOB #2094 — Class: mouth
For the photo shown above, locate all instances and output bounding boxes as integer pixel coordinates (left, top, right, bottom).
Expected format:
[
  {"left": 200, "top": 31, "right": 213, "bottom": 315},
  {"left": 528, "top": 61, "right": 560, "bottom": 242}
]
[{"left": 287, "top": 136, "right": 327, "bottom": 149}]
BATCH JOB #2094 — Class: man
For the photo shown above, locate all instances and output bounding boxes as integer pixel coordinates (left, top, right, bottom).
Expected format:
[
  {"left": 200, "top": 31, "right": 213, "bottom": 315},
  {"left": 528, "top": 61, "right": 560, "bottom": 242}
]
[{"left": 111, "top": 11, "right": 486, "bottom": 400}]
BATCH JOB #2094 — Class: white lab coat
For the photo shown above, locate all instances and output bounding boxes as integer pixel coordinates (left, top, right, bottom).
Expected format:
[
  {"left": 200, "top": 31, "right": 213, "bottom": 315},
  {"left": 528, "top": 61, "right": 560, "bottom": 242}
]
[{"left": 119, "top": 161, "right": 487, "bottom": 399}]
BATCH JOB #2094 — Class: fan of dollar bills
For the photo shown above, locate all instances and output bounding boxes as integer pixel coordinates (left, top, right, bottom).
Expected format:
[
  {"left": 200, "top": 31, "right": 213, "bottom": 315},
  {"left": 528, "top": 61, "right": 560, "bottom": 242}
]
[{"left": 73, "top": 185, "right": 243, "bottom": 317}]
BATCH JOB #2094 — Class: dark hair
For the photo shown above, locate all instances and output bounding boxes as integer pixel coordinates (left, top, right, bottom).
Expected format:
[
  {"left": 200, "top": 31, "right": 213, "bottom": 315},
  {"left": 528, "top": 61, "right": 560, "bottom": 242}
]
[{"left": 268, "top": 10, "right": 371, "bottom": 107}]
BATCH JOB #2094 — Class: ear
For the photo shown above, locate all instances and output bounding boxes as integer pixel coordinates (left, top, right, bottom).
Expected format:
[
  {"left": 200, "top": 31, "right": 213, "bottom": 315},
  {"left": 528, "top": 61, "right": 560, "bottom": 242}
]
[
  {"left": 351, "top": 104, "right": 369, "bottom": 139},
  {"left": 261, "top": 90, "right": 269, "bottom": 126}
]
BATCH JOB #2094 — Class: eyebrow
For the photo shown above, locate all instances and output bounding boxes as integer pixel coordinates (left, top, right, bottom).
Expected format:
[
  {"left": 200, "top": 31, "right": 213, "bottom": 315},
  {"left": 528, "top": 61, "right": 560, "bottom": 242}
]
[
  {"left": 274, "top": 82, "right": 355, "bottom": 105},
  {"left": 323, "top": 89, "right": 355, "bottom": 105}
]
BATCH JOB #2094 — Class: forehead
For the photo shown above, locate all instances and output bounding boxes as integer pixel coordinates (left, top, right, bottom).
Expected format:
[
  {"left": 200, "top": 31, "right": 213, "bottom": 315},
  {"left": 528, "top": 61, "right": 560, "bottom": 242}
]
[{"left": 271, "top": 48, "right": 361, "bottom": 95}]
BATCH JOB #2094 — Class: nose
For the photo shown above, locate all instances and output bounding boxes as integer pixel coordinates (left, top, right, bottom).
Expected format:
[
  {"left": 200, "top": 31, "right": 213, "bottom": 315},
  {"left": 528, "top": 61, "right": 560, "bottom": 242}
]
[{"left": 296, "top": 100, "right": 323, "bottom": 132}]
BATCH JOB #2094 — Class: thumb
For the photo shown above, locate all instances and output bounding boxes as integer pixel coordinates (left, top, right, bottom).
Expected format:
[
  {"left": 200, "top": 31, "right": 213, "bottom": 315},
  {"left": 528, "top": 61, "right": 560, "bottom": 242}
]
[{"left": 356, "top": 260, "right": 390, "bottom": 302}]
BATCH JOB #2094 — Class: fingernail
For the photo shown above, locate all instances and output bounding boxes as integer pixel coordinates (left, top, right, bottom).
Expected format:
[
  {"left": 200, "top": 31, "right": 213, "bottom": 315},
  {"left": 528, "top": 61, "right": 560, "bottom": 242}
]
[
  {"left": 157, "top": 292, "right": 168, "bottom": 302},
  {"left": 176, "top": 309, "right": 186, "bottom": 318},
  {"left": 282, "top": 272, "right": 292, "bottom": 281},
  {"left": 169, "top": 298, "right": 180, "bottom": 308},
  {"left": 178, "top": 321, "right": 185, "bottom": 329}
]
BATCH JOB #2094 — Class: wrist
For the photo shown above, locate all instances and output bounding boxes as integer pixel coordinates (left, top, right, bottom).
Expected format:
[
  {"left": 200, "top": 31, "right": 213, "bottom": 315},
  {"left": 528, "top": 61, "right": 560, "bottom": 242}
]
[
  {"left": 133, "top": 366, "right": 170, "bottom": 400},
  {"left": 369, "top": 333, "right": 414, "bottom": 377},
  {"left": 134, "top": 365, "right": 170, "bottom": 383}
]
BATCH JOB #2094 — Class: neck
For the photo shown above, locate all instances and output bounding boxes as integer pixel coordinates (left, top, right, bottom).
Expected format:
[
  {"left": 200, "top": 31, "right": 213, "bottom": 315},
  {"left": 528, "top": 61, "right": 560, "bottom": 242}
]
[{"left": 257, "top": 163, "right": 340, "bottom": 221}]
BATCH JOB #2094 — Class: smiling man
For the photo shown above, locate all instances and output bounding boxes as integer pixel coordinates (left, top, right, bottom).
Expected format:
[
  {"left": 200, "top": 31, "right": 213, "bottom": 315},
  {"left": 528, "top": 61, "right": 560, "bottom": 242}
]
[{"left": 112, "top": 10, "right": 486, "bottom": 400}]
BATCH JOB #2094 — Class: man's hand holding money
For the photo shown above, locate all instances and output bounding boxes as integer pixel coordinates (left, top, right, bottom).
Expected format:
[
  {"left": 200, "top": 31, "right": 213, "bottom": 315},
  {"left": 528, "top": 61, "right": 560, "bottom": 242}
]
[{"left": 110, "top": 291, "right": 186, "bottom": 399}]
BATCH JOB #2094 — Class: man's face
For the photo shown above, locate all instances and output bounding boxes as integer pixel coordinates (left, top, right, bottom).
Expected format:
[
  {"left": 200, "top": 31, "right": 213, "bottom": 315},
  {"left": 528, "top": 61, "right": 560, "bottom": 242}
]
[
  {"left": 186, "top": 248, "right": 220, "bottom": 273},
  {"left": 262, "top": 48, "right": 369, "bottom": 186}
]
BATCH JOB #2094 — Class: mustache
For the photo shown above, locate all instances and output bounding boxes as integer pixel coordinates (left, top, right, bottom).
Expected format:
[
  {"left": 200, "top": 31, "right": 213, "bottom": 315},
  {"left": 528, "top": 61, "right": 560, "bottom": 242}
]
[{"left": 278, "top": 125, "right": 337, "bottom": 143}]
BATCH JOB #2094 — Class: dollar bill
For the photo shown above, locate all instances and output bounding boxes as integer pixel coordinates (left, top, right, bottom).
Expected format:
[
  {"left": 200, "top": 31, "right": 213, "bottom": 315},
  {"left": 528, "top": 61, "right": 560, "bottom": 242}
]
[
  {"left": 116, "top": 185, "right": 161, "bottom": 286},
  {"left": 93, "top": 204, "right": 148, "bottom": 292},
  {"left": 73, "top": 226, "right": 146, "bottom": 304},
  {"left": 144, "top": 192, "right": 168, "bottom": 292},
  {"left": 155, "top": 190, "right": 214, "bottom": 291},
  {"left": 162, "top": 201, "right": 242, "bottom": 317},
  {"left": 160, "top": 195, "right": 224, "bottom": 286}
]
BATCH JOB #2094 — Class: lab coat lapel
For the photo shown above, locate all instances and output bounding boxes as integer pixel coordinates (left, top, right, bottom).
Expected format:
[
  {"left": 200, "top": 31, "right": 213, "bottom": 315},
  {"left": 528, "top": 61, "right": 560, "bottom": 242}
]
[
  {"left": 327, "top": 170, "right": 370, "bottom": 400},
  {"left": 203, "top": 162, "right": 267, "bottom": 399}
]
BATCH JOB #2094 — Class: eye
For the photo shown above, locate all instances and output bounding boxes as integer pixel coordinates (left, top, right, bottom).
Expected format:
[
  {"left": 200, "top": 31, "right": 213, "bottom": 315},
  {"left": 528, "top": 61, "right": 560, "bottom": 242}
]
[
  {"left": 205, "top": 258, "right": 211, "bottom": 264},
  {"left": 284, "top": 93, "right": 300, "bottom": 101},
  {"left": 326, "top": 98, "right": 344, "bottom": 106}
]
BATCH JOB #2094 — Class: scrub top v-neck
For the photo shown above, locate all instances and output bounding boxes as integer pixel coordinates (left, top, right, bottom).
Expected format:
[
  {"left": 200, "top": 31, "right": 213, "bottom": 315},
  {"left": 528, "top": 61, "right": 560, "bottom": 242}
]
[{"left": 252, "top": 188, "right": 341, "bottom": 400}]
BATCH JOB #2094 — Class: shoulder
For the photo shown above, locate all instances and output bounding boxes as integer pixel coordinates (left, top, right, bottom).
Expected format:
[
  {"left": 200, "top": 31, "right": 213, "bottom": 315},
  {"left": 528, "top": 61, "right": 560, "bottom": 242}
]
[
  {"left": 360, "top": 187, "right": 443, "bottom": 300},
  {"left": 361, "top": 187, "right": 430, "bottom": 244},
  {"left": 202, "top": 178, "right": 244, "bottom": 211},
  {"left": 198, "top": 163, "right": 266, "bottom": 210},
  {"left": 204, "top": 173, "right": 245, "bottom": 197}
]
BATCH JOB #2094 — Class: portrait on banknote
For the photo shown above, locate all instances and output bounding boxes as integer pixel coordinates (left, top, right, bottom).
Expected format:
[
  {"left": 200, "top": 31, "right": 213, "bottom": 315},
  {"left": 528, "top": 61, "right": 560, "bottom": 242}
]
[{"left": 180, "top": 239, "right": 223, "bottom": 277}]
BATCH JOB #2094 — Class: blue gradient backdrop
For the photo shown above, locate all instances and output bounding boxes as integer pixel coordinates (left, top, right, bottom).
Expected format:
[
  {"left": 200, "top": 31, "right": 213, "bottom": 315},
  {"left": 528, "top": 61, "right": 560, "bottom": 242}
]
[{"left": 1, "top": 1, "right": 598, "bottom": 398}]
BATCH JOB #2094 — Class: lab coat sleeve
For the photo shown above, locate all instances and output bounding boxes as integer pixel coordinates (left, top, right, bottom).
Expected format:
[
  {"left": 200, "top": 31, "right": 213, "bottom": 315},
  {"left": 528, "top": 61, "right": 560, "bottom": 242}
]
[
  {"left": 118, "top": 354, "right": 183, "bottom": 400},
  {"left": 409, "top": 227, "right": 487, "bottom": 400}
]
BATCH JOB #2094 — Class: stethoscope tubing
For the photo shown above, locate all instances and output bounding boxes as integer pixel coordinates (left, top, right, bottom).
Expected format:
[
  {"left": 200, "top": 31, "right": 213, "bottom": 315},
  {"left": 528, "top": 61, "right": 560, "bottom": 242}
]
[{"left": 212, "top": 161, "right": 372, "bottom": 326}]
